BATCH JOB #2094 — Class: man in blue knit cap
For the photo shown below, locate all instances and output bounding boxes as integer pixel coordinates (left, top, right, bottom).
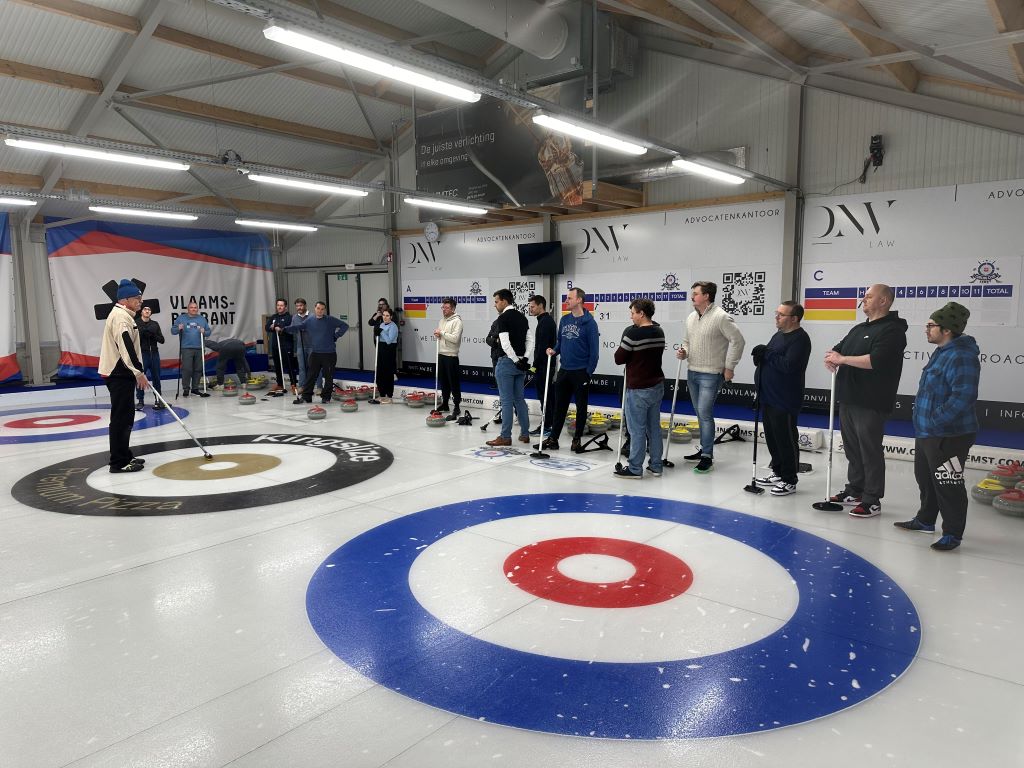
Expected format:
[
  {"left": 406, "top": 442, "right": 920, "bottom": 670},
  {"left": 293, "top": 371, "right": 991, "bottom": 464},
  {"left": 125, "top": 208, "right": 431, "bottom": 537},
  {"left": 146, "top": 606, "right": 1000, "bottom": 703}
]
[
  {"left": 894, "top": 301, "right": 980, "bottom": 552},
  {"left": 99, "top": 279, "right": 150, "bottom": 472},
  {"left": 542, "top": 287, "right": 600, "bottom": 453},
  {"left": 287, "top": 301, "right": 349, "bottom": 405}
]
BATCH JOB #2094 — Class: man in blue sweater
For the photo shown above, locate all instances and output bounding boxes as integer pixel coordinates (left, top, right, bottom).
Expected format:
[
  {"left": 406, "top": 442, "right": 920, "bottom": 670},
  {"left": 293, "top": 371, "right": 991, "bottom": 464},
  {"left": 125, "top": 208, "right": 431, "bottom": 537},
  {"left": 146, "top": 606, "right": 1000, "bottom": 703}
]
[
  {"left": 171, "top": 301, "right": 211, "bottom": 397},
  {"left": 286, "top": 301, "right": 349, "bottom": 405},
  {"left": 751, "top": 301, "right": 812, "bottom": 496},
  {"left": 894, "top": 302, "right": 980, "bottom": 552},
  {"left": 543, "top": 287, "right": 600, "bottom": 453}
]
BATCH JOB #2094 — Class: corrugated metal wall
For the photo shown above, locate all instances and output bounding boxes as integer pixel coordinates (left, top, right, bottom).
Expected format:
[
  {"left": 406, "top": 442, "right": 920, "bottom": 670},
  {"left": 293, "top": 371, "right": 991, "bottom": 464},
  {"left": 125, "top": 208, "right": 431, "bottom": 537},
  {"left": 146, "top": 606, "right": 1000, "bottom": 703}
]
[{"left": 286, "top": 226, "right": 392, "bottom": 269}]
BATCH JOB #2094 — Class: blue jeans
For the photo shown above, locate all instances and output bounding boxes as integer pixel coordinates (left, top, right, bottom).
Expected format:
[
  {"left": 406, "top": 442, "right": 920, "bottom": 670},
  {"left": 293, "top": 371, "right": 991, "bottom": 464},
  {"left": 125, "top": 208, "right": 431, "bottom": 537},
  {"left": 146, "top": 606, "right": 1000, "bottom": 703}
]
[
  {"left": 625, "top": 383, "right": 664, "bottom": 475},
  {"left": 688, "top": 371, "right": 724, "bottom": 457},
  {"left": 495, "top": 357, "right": 529, "bottom": 440}
]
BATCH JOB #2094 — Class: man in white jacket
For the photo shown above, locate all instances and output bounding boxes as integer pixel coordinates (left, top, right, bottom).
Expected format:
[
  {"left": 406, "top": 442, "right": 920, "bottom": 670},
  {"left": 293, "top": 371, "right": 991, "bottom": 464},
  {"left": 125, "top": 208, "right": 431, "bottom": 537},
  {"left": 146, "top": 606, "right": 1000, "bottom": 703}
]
[
  {"left": 433, "top": 297, "right": 464, "bottom": 420},
  {"left": 676, "top": 280, "right": 745, "bottom": 474}
]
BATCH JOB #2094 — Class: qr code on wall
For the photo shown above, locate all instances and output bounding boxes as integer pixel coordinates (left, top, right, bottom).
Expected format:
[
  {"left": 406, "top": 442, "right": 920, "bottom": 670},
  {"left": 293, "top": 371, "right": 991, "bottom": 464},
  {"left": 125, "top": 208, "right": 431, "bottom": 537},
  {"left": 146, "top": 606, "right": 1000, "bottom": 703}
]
[{"left": 720, "top": 272, "right": 766, "bottom": 316}]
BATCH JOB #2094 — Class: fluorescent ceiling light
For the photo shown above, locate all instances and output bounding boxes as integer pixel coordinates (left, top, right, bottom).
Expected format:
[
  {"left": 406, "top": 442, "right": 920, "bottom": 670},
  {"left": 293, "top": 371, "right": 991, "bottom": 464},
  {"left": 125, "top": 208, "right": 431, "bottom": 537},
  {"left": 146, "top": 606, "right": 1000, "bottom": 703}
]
[
  {"left": 5, "top": 138, "right": 190, "bottom": 171},
  {"left": 0, "top": 197, "right": 37, "bottom": 206},
  {"left": 90, "top": 206, "right": 198, "bottom": 221},
  {"left": 236, "top": 218, "right": 318, "bottom": 233},
  {"left": 264, "top": 25, "right": 481, "bottom": 103},
  {"left": 531, "top": 114, "right": 647, "bottom": 156},
  {"left": 404, "top": 197, "right": 489, "bottom": 216},
  {"left": 671, "top": 158, "right": 745, "bottom": 185},
  {"left": 248, "top": 173, "right": 368, "bottom": 197}
]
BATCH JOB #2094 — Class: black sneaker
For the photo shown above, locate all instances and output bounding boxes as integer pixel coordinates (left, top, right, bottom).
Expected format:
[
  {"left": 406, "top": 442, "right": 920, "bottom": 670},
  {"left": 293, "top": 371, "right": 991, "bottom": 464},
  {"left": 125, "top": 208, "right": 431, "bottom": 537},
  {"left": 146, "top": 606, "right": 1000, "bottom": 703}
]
[
  {"left": 182, "top": 390, "right": 190, "bottom": 397},
  {"left": 614, "top": 466, "right": 642, "bottom": 479},
  {"left": 646, "top": 465, "right": 663, "bottom": 477},
  {"left": 198, "top": 391, "right": 211, "bottom": 398},
  {"left": 542, "top": 438, "right": 559, "bottom": 451},
  {"left": 444, "top": 413, "right": 459, "bottom": 422},
  {"left": 894, "top": 518, "right": 936, "bottom": 533},
  {"left": 694, "top": 456, "right": 714, "bottom": 474},
  {"left": 129, "top": 457, "right": 146, "bottom": 466},
  {"left": 754, "top": 473, "right": 781, "bottom": 486},
  {"left": 153, "top": 402, "right": 166, "bottom": 410},
  {"left": 571, "top": 439, "right": 583, "bottom": 453},
  {"left": 436, "top": 404, "right": 450, "bottom": 413},
  {"left": 110, "top": 462, "right": 143, "bottom": 473},
  {"left": 529, "top": 426, "right": 542, "bottom": 435},
  {"left": 931, "top": 534, "right": 962, "bottom": 551},
  {"left": 684, "top": 449, "right": 703, "bottom": 462}
]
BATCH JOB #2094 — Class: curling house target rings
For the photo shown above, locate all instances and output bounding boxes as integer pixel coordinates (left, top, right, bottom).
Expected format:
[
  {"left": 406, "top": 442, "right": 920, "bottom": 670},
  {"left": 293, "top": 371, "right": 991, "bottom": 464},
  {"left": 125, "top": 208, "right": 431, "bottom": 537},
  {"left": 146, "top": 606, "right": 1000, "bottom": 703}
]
[{"left": 0, "top": 404, "right": 186, "bottom": 444}]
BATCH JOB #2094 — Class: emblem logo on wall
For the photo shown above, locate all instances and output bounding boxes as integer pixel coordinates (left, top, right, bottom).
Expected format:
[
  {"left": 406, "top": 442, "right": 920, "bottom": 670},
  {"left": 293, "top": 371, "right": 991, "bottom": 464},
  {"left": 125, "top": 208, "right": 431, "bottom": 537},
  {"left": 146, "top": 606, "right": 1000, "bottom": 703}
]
[
  {"left": 661, "top": 273, "right": 680, "bottom": 291},
  {"left": 469, "top": 281, "right": 482, "bottom": 295},
  {"left": 970, "top": 260, "right": 1002, "bottom": 284}
]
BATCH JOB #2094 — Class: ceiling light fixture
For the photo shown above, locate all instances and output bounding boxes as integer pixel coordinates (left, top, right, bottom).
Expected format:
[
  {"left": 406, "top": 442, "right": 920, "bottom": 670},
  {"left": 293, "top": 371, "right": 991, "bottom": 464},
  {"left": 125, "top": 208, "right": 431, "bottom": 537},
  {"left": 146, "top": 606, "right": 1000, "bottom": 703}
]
[
  {"left": 671, "top": 158, "right": 745, "bottom": 185},
  {"left": 531, "top": 114, "right": 647, "bottom": 156},
  {"left": 0, "top": 197, "right": 38, "bottom": 206},
  {"left": 263, "top": 25, "right": 481, "bottom": 103},
  {"left": 404, "top": 197, "right": 489, "bottom": 216},
  {"left": 89, "top": 206, "right": 198, "bottom": 221},
  {"left": 248, "top": 173, "right": 368, "bottom": 197},
  {"left": 5, "top": 138, "right": 190, "bottom": 171},
  {"left": 235, "top": 218, "right": 318, "bottom": 233}
]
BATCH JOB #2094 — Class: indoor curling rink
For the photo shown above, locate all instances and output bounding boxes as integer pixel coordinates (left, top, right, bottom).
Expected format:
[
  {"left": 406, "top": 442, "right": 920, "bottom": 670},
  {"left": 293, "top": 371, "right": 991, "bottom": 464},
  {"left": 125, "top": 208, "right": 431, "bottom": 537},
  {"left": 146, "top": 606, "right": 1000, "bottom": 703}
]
[{"left": 1, "top": 387, "right": 1022, "bottom": 768}]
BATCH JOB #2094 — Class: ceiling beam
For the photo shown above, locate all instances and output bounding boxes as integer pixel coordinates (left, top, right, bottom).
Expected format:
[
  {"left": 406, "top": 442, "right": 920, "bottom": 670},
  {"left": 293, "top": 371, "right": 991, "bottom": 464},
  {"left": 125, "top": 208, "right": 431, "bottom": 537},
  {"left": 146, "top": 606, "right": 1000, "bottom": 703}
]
[
  {"left": 603, "top": 0, "right": 720, "bottom": 45},
  {"left": 680, "top": 0, "right": 809, "bottom": 73},
  {"left": 987, "top": 0, "right": 1024, "bottom": 83},
  {"left": 7, "top": 0, "right": 420, "bottom": 110},
  {"left": 810, "top": 0, "right": 918, "bottom": 91}
]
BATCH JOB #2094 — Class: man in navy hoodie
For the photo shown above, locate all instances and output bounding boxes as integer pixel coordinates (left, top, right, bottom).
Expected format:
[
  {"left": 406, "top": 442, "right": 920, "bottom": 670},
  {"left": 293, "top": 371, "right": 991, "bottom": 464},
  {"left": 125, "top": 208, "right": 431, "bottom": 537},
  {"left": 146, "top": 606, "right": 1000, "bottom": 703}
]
[
  {"left": 286, "top": 301, "right": 349, "bottom": 405},
  {"left": 543, "top": 287, "right": 600, "bottom": 453},
  {"left": 894, "top": 302, "right": 980, "bottom": 552}
]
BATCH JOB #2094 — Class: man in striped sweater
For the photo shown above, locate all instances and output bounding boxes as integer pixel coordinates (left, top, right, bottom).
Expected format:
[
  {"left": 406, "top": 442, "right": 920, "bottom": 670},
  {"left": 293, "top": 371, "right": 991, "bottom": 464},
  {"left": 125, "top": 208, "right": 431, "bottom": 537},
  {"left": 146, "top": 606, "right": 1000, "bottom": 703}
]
[
  {"left": 676, "top": 280, "right": 746, "bottom": 474},
  {"left": 613, "top": 298, "right": 666, "bottom": 479}
]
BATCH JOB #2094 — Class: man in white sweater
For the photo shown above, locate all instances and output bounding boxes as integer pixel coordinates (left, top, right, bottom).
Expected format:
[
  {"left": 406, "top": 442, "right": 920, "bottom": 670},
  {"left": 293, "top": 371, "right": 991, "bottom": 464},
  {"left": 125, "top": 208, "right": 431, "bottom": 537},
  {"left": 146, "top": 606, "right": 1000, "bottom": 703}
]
[
  {"left": 433, "top": 297, "right": 464, "bottom": 420},
  {"left": 675, "top": 280, "right": 746, "bottom": 473}
]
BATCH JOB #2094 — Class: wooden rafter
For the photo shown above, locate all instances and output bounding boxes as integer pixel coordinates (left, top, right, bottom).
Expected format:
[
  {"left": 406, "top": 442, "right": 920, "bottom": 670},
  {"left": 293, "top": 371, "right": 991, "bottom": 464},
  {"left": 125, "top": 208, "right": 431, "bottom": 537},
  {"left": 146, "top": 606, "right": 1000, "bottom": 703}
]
[
  {"left": 7, "top": 0, "right": 421, "bottom": 110},
  {"left": 987, "top": 0, "right": 1024, "bottom": 83},
  {"left": 813, "top": 0, "right": 919, "bottom": 91},
  {"left": 702, "top": 0, "right": 810, "bottom": 67},
  {"left": 606, "top": 0, "right": 721, "bottom": 43}
]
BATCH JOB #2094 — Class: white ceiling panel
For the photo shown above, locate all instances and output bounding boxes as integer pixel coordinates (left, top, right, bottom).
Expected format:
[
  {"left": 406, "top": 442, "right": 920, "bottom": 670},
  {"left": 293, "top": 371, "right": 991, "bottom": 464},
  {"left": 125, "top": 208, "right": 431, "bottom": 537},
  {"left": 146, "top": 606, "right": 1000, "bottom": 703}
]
[{"left": 0, "top": 2, "right": 127, "bottom": 78}]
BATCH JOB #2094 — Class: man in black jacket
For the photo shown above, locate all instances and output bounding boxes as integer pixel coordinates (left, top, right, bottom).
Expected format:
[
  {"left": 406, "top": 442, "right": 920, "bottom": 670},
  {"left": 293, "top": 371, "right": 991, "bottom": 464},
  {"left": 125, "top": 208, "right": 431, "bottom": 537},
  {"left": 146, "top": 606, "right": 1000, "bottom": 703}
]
[
  {"left": 528, "top": 294, "right": 557, "bottom": 435},
  {"left": 751, "top": 301, "right": 811, "bottom": 496},
  {"left": 824, "top": 284, "right": 908, "bottom": 519},
  {"left": 486, "top": 289, "right": 532, "bottom": 446},
  {"left": 265, "top": 298, "right": 295, "bottom": 394},
  {"left": 135, "top": 304, "right": 165, "bottom": 410}
]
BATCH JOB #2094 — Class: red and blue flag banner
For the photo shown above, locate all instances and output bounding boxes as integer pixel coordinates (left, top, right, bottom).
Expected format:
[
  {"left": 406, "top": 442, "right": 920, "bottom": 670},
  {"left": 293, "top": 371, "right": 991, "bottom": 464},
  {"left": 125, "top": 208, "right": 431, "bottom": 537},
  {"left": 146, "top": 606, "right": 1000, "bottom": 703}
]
[
  {"left": 0, "top": 212, "right": 22, "bottom": 383},
  {"left": 47, "top": 219, "right": 275, "bottom": 379}
]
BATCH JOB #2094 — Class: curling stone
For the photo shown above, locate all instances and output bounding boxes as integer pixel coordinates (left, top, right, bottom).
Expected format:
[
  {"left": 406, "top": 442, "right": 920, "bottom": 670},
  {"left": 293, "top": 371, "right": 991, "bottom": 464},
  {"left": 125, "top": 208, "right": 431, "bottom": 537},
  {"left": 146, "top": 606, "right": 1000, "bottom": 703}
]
[
  {"left": 307, "top": 405, "right": 327, "bottom": 420},
  {"left": 354, "top": 385, "right": 372, "bottom": 401},
  {"left": 985, "top": 466, "right": 1020, "bottom": 488},
  {"left": 971, "top": 478, "right": 1006, "bottom": 504},
  {"left": 239, "top": 392, "right": 257, "bottom": 406},
  {"left": 406, "top": 394, "right": 427, "bottom": 408},
  {"left": 669, "top": 425, "right": 692, "bottom": 443},
  {"left": 340, "top": 399, "right": 358, "bottom": 413},
  {"left": 660, "top": 421, "right": 671, "bottom": 438},
  {"left": 247, "top": 375, "right": 268, "bottom": 390},
  {"left": 608, "top": 413, "right": 621, "bottom": 431},
  {"left": 338, "top": 387, "right": 356, "bottom": 400},
  {"left": 588, "top": 415, "right": 609, "bottom": 434},
  {"left": 426, "top": 410, "right": 447, "bottom": 427},
  {"left": 993, "top": 489, "right": 1024, "bottom": 518},
  {"left": 222, "top": 381, "right": 238, "bottom": 397}
]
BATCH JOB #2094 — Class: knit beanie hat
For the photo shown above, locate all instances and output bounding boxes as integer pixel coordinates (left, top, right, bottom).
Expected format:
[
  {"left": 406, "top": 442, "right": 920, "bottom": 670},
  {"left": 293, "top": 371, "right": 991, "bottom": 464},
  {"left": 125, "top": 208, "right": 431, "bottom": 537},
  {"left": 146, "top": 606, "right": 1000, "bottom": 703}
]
[
  {"left": 116, "top": 279, "right": 142, "bottom": 300},
  {"left": 930, "top": 301, "right": 969, "bottom": 335}
]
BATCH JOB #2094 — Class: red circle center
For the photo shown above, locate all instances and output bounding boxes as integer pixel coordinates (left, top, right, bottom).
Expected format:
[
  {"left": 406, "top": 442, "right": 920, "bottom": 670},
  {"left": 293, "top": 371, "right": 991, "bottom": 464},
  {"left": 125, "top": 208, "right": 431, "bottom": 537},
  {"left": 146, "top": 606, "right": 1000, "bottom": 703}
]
[
  {"left": 5, "top": 415, "right": 102, "bottom": 429},
  {"left": 503, "top": 536, "right": 693, "bottom": 608}
]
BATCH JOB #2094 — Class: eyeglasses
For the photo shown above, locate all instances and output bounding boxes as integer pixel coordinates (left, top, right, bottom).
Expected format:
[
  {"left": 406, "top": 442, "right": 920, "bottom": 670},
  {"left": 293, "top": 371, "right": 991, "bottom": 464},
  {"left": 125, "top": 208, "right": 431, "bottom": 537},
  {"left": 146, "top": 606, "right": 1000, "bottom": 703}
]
[
  {"left": 774, "top": 312, "right": 792, "bottom": 318},
  {"left": 924, "top": 323, "right": 941, "bottom": 329}
]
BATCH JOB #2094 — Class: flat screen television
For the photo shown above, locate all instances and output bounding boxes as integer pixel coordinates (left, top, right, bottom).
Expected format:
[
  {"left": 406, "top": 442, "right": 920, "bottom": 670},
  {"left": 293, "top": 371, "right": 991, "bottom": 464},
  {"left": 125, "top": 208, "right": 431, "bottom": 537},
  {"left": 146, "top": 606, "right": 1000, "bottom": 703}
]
[{"left": 518, "top": 240, "right": 564, "bottom": 275}]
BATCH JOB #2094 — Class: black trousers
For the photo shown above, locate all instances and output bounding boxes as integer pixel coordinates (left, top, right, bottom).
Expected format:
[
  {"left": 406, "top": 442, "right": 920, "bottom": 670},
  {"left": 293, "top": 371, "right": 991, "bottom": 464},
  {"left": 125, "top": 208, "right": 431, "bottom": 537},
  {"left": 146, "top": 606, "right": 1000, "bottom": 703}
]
[
  {"left": 377, "top": 343, "right": 397, "bottom": 398},
  {"left": 438, "top": 354, "right": 461, "bottom": 409},
  {"left": 215, "top": 351, "right": 250, "bottom": 385},
  {"left": 271, "top": 337, "right": 296, "bottom": 387},
  {"left": 302, "top": 352, "right": 337, "bottom": 403},
  {"left": 839, "top": 403, "right": 888, "bottom": 505},
  {"left": 763, "top": 404, "right": 800, "bottom": 484},
  {"left": 914, "top": 434, "right": 974, "bottom": 538},
  {"left": 534, "top": 357, "right": 554, "bottom": 429},
  {"left": 548, "top": 368, "right": 590, "bottom": 442},
  {"left": 106, "top": 376, "right": 137, "bottom": 469}
]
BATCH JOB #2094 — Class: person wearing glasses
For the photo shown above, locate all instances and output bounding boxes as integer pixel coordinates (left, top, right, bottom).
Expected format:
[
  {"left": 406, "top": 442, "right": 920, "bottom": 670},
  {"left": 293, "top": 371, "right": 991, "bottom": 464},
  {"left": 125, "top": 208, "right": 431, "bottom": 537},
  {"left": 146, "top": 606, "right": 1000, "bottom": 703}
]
[
  {"left": 823, "top": 284, "right": 908, "bottom": 519},
  {"left": 749, "top": 301, "right": 811, "bottom": 496},
  {"left": 893, "top": 302, "right": 979, "bottom": 552},
  {"left": 675, "top": 280, "right": 745, "bottom": 474}
]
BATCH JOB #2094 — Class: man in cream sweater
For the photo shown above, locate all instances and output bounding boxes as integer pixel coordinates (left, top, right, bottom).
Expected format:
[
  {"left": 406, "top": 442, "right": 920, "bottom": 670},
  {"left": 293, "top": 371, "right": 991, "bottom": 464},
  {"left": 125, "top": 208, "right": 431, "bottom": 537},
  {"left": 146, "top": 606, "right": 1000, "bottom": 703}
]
[
  {"left": 675, "top": 280, "right": 745, "bottom": 473},
  {"left": 433, "top": 297, "right": 464, "bottom": 420}
]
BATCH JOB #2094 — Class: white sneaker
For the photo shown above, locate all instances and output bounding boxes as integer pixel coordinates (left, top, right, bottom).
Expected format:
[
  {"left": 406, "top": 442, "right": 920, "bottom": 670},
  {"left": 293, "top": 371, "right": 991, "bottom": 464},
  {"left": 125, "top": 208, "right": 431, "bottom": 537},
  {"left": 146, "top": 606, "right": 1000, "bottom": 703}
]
[
  {"left": 754, "top": 473, "right": 781, "bottom": 486},
  {"left": 770, "top": 481, "right": 796, "bottom": 496}
]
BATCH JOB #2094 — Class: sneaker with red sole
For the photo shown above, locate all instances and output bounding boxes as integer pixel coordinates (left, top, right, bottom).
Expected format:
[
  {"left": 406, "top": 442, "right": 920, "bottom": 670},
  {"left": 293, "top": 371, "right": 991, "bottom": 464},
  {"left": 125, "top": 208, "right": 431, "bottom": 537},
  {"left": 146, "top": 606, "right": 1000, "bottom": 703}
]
[
  {"left": 849, "top": 502, "right": 881, "bottom": 518},
  {"left": 829, "top": 492, "right": 862, "bottom": 505}
]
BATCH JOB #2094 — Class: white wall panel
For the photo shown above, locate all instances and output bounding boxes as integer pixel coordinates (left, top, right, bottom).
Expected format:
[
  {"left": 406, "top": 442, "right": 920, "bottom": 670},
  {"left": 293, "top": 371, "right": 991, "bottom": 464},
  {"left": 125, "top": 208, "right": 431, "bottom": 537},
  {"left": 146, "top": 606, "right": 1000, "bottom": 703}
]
[{"left": 285, "top": 226, "right": 391, "bottom": 269}]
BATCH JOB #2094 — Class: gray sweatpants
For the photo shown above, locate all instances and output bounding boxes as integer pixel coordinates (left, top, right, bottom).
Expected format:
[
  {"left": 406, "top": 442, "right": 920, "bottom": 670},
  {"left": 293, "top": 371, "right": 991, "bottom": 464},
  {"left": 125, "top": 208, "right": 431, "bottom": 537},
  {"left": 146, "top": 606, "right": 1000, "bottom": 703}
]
[
  {"left": 839, "top": 403, "right": 888, "bottom": 506},
  {"left": 180, "top": 348, "right": 203, "bottom": 392}
]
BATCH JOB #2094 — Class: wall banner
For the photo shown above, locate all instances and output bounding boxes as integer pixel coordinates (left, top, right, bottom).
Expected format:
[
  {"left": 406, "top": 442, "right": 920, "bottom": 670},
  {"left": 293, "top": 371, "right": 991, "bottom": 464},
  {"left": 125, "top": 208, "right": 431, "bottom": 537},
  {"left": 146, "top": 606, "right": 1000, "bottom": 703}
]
[
  {"left": 399, "top": 223, "right": 546, "bottom": 383},
  {"left": 47, "top": 219, "right": 274, "bottom": 380},
  {"left": 555, "top": 198, "right": 787, "bottom": 399},
  {"left": 0, "top": 213, "right": 21, "bottom": 384},
  {"left": 800, "top": 179, "right": 1024, "bottom": 430}
]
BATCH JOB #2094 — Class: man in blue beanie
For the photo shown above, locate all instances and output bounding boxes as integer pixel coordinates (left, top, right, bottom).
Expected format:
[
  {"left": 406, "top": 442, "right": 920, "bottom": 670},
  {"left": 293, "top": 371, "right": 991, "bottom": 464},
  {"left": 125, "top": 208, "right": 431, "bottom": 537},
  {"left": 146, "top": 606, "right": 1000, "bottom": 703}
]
[{"left": 99, "top": 279, "right": 150, "bottom": 472}]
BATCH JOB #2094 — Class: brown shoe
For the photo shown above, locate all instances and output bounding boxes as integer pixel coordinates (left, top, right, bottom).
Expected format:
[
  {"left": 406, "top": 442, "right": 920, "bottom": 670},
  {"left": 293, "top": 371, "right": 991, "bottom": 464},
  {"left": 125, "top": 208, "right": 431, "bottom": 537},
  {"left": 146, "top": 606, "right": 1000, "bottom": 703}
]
[
  {"left": 518, "top": 435, "right": 531, "bottom": 443},
  {"left": 485, "top": 437, "right": 512, "bottom": 447}
]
